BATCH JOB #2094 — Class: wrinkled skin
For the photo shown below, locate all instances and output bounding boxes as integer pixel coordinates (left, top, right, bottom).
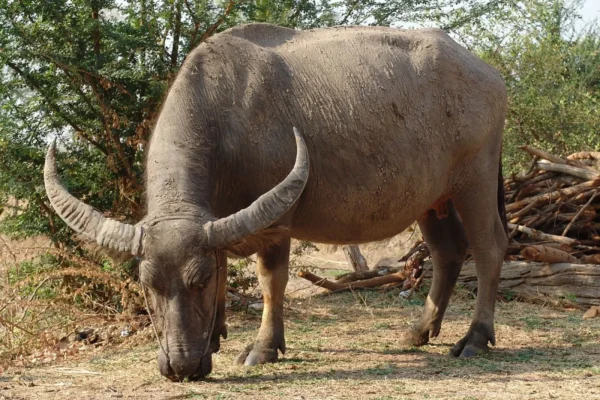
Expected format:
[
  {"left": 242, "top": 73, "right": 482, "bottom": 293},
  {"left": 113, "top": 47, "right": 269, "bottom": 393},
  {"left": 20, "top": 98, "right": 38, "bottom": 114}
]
[
  {"left": 140, "top": 221, "right": 228, "bottom": 380},
  {"left": 44, "top": 24, "right": 508, "bottom": 381}
]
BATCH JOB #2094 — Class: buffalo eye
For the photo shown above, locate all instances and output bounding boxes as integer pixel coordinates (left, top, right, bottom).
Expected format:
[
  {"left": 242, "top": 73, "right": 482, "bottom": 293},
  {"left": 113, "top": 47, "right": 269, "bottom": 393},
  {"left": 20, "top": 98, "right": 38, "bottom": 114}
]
[
  {"left": 139, "top": 261, "right": 165, "bottom": 293},
  {"left": 185, "top": 258, "right": 215, "bottom": 289}
]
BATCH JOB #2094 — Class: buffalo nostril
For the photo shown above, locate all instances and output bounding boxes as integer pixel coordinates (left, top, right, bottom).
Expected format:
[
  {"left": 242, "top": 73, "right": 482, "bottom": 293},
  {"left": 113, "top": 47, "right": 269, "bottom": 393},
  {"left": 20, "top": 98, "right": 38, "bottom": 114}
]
[
  {"left": 163, "top": 354, "right": 212, "bottom": 381},
  {"left": 158, "top": 350, "right": 178, "bottom": 381},
  {"left": 157, "top": 347, "right": 213, "bottom": 381},
  {"left": 169, "top": 360, "right": 195, "bottom": 379}
]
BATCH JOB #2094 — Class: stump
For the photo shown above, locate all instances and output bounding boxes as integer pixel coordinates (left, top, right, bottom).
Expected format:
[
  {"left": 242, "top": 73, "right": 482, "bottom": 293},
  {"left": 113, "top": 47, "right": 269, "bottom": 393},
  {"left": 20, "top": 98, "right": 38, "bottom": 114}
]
[{"left": 343, "top": 245, "right": 369, "bottom": 272}]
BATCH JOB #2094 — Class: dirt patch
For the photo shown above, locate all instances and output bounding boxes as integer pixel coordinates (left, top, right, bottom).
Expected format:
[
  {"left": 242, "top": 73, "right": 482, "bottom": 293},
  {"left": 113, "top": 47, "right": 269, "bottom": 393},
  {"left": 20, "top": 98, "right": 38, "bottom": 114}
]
[{"left": 2, "top": 289, "right": 600, "bottom": 400}]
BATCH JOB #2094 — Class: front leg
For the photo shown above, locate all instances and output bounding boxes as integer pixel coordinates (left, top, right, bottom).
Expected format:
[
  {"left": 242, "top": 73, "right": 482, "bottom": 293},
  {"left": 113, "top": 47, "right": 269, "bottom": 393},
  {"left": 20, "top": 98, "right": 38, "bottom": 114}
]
[{"left": 235, "top": 237, "right": 290, "bottom": 366}]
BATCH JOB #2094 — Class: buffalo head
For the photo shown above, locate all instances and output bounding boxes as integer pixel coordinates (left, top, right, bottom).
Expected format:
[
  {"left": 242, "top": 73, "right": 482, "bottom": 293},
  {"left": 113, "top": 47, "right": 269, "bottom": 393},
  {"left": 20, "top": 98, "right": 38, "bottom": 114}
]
[{"left": 43, "top": 128, "right": 309, "bottom": 381}]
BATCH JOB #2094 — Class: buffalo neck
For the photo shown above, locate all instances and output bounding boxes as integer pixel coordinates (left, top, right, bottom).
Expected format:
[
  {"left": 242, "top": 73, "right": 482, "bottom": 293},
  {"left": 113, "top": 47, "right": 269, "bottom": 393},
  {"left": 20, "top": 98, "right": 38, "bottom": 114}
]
[{"left": 145, "top": 71, "right": 214, "bottom": 219}]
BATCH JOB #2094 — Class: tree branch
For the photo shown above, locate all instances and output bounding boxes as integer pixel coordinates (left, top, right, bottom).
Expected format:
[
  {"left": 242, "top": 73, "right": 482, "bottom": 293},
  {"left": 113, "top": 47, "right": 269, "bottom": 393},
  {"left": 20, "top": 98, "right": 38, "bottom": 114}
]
[
  {"left": 184, "top": 0, "right": 201, "bottom": 50},
  {"left": 339, "top": 0, "right": 360, "bottom": 25},
  {"left": 170, "top": 0, "right": 183, "bottom": 67},
  {"left": 4, "top": 60, "right": 107, "bottom": 154},
  {"left": 193, "top": 0, "right": 237, "bottom": 50},
  {"left": 298, "top": 270, "right": 407, "bottom": 292}
]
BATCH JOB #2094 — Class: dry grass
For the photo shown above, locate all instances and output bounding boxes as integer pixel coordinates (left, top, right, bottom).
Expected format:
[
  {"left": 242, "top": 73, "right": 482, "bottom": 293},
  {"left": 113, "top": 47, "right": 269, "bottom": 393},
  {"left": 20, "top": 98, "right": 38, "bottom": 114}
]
[
  {"left": 2, "top": 287, "right": 600, "bottom": 400},
  {"left": 0, "top": 236, "right": 145, "bottom": 366}
]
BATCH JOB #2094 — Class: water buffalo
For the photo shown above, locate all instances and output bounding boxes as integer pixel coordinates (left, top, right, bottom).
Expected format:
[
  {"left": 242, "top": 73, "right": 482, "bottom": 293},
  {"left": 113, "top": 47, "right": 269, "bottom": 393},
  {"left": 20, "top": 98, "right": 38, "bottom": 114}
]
[{"left": 44, "top": 23, "right": 508, "bottom": 381}]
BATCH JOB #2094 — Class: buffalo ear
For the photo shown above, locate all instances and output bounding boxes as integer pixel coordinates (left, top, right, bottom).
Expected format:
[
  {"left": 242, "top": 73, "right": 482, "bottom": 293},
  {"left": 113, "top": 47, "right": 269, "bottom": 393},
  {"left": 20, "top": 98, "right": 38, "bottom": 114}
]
[{"left": 225, "top": 226, "right": 290, "bottom": 258}]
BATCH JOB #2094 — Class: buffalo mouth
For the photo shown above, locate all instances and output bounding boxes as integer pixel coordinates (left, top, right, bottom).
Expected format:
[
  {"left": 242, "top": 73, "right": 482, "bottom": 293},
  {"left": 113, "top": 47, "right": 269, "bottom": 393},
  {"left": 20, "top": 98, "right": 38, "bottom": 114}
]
[{"left": 158, "top": 350, "right": 213, "bottom": 382}]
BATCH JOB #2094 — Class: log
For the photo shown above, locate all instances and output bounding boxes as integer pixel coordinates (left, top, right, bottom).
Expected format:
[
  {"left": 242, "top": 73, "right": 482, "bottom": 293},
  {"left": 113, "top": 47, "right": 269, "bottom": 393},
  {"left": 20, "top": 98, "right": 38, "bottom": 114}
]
[
  {"left": 507, "top": 223, "right": 579, "bottom": 245},
  {"left": 507, "top": 172, "right": 557, "bottom": 203},
  {"left": 583, "top": 306, "right": 599, "bottom": 319},
  {"left": 549, "top": 222, "right": 600, "bottom": 236},
  {"left": 528, "top": 215, "right": 551, "bottom": 230},
  {"left": 553, "top": 210, "right": 596, "bottom": 222},
  {"left": 335, "top": 266, "right": 403, "bottom": 284},
  {"left": 343, "top": 245, "right": 369, "bottom": 272},
  {"left": 520, "top": 145, "right": 569, "bottom": 165},
  {"left": 515, "top": 183, "right": 542, "bottom": 201},
  {"left": 436, "top": 261, "right": 600, "bottom": 309},
  {"left": 511, "top": 170, "right": 538, "bottom": 182},
  {"left": 505, "top": 179, "right": 600, "bottom": 213},
  {"left": 520, "top": 245, "right": 579, "bottom": 264},
  {"left": 507, "top": 198, "right": 540, "bottom": 220},
  {"left": 580, "top": 254, "right": 600, "bottom": 265},
  {"left": 574, "top": 190, "right": 599, "bottom": 203},
  {"left": 536, "top": 162, "right": 600, "bottom": 181},
  {"left": 297, "top": 270, "right": 407, "bottom": 292},
  {"left": 527, "top": 172, "right": 558, "bottom": 185},
  {"left": 568, "top": 151, "right": 600, "bottom": 161},
  {"left": 521, "top": 145, "right": 593, "bottom": 170},
  {"left": 575, "top": 159, "right": 598, "bottom": 168},
  {"left": 576, "top": 242, "right": 600, "bottom": 249}
]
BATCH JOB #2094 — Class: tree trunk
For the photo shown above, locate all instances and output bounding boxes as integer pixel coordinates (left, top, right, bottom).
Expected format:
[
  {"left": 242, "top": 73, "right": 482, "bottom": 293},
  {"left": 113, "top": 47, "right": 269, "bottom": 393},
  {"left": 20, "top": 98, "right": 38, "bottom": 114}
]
[
  {"left": 170, "top": 0, "right": 183, "bottom": 67},
  {"left": 343, "top": 245, "right": 368, "bottom": 272}
]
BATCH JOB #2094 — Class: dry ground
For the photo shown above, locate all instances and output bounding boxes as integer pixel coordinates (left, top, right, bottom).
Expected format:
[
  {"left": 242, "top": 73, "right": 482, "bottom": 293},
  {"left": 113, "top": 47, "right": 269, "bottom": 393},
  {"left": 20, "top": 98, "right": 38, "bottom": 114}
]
[
  {"left": 2, "top": 233, "right": 599, "bottom": 399},
  {"left": 2, "top": 287, "right": 600, "bottom": 400}
]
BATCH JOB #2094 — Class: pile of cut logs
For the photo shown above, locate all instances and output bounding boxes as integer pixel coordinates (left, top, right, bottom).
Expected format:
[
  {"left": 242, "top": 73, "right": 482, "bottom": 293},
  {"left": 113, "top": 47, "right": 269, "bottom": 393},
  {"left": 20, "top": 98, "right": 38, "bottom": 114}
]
[
  {"left": 505, "top": 146, "right": 600, "bottom": 265},
  {"left": 298, "top": 147, "right": 600, "bottom": 310}
]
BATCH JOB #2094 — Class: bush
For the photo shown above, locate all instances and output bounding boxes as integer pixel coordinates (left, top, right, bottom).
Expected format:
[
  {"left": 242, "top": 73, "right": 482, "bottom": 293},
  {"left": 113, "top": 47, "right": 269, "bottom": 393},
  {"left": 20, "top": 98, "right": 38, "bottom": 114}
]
[
  {"left": 227, "top": 258, "right": 258, "bottom": 296},
  {"left": 457, "top": 0, "right": 600, "bottom": 172},
  {"left": 0, "top": 250, "right": 142, "bottom": 364}
]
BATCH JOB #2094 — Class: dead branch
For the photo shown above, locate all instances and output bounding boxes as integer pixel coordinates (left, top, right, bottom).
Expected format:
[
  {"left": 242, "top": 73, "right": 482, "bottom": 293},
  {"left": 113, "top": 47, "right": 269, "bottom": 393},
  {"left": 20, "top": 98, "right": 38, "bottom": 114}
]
[
  {"left": 561, "top": 190, "right": 598, "bottom": 236},
  {"left": 506, "top": 179, "right": 600, "bottom": 213},
  {"left": 335, "top": 266, "right": 403, "bottom": 284},
  {"left": 520, "top": 145, "right": 569, "bottom": 165},
  {"left": 297, "top": 270, "right": 407, "bottom": 292},
  {"left": 508, "top": 198, "right": 541, "bottom": 220},
  {"left": 400, "top": 241, "right": 427, "bottom": 262},
  {"left": 508, "top": 223, "right": 579, "bottom": 245},
  {"left": 536, "top": 162, "right": 600, "bottom": 181}
]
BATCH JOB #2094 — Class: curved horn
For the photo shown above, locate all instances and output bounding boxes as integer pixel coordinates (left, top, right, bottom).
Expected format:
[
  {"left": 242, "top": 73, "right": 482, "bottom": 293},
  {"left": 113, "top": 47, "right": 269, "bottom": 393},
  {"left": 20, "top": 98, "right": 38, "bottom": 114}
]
[
  {"left": 203, "top": 127, "right": 310, "bottom": 248},
  {"left": 44, "top": 142, "right": 143, "bottom": 256}
]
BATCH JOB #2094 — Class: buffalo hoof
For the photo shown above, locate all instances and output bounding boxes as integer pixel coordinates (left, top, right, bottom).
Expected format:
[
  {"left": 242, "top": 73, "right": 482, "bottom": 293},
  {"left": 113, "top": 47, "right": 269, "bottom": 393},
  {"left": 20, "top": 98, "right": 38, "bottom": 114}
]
[
  {"left": 398, "top": 329, "right": 430, "bottom": 347},
  {"left": 234, "top": 342, "right": 279, "bottom": 366},
  {"left": 450, "top": 323, "right": 495, "bottom": 358}
]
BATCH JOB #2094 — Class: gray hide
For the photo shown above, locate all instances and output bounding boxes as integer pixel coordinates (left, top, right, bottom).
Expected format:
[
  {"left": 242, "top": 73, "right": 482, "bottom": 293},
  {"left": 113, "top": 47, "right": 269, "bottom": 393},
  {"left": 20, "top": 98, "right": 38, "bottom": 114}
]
[{"left": 45, "top": 23, "right": 508, "bottom": 381}]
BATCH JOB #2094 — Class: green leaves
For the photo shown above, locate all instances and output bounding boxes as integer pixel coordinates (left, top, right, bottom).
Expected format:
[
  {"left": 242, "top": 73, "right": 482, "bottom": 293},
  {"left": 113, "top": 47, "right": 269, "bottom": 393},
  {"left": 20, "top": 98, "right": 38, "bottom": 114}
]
[
  {"left": 468, "top": 1, "right": 600, "bottom": 172},
  {"left": 2, "top": 0, "right": 595, "bottom": 247}
]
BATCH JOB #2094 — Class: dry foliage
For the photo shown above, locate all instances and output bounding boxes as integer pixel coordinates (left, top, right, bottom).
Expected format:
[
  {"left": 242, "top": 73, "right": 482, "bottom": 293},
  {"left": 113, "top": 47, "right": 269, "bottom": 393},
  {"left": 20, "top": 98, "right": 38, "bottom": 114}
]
[{"left": 0, "top": 238, "right": 146, "bottom": 368}]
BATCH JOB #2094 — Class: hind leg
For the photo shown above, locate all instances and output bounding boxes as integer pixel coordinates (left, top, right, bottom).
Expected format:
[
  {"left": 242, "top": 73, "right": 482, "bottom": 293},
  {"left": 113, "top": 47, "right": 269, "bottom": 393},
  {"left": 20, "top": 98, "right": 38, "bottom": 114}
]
[
  {"left": 450, "top": 180, "right": 508, "bottom": 358},
  {"left": 401, "top": 202, "right": 469, "bottom": 346}
]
